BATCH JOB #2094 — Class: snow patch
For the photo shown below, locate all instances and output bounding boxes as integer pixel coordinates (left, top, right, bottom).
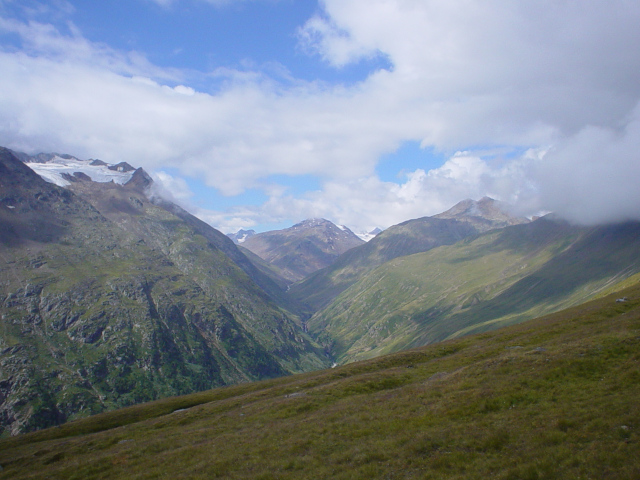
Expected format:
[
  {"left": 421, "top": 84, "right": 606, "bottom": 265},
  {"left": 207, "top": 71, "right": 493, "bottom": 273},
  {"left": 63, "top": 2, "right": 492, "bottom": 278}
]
[
  {"left": 356, "top": 227, "right": 383, "bottom": 242},
  {"left": 25, "top": 156, "right": 135, "bottom": 187}
]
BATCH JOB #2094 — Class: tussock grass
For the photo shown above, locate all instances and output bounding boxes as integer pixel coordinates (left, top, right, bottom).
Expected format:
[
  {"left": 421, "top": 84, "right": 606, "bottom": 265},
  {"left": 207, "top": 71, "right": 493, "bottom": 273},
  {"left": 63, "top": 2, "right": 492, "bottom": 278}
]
[{"left": 2, "top": 282, "right": 640, "bottom": 479}]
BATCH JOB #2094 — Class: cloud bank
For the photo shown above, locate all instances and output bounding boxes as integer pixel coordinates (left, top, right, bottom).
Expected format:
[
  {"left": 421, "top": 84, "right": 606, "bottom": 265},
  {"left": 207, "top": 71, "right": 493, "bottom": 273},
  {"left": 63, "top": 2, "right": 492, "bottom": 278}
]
[{"left": 1, "top": 0, "right": 640, "bottom": 232}]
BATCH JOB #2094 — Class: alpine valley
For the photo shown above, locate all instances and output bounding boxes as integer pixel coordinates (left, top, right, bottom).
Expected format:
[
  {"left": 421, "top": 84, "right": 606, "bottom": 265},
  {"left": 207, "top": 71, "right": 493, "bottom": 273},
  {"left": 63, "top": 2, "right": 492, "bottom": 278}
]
[{"left": 2, "top": 145, "right": 640, "bottom": 445}]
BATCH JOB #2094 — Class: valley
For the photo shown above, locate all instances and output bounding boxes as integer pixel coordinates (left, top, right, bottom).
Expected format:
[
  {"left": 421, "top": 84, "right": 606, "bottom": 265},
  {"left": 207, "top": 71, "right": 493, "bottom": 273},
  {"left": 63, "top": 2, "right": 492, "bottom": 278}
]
[
  {"left": 2, "top": 146, "right": 640, "bottom": 448},
  {"left": 1, "top": 282, "right": 638, "bottom": 479}
]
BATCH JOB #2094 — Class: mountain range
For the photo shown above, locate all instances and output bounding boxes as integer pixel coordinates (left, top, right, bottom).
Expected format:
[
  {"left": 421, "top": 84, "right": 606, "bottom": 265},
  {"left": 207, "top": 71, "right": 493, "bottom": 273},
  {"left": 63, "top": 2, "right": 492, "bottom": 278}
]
[
  {"left": 288, "top": 196, "right": 531, "bottom": 315},
  {"left": 309, "top": 216, "right": 640, "bottom": 363},
  {"left": 3, "top": 146, "right": 640, "bottom": 440}
]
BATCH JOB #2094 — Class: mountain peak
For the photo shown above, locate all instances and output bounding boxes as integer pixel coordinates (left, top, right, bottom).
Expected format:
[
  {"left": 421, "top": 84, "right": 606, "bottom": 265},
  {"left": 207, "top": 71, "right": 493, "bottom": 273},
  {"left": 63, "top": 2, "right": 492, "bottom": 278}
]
[
  {"left": 227, "top": 229, "right": 257, "bottom": 244},
  {"left": 435, "top": 197, "right": 529, "bottom": 228},
  {"left": 125, "top": 167, "right": 154, "bottom": 190},
  {"left": 293, "top": 218, "right": 332, "bottom": 229},
  {"left": 240, "top": 218, "right": 364, "bottom": 282}
]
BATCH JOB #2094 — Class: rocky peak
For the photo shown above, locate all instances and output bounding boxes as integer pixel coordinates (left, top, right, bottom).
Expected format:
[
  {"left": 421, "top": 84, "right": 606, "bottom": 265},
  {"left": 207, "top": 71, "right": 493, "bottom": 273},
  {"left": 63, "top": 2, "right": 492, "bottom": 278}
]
[
  {"left": 109, "top": 161, "right": 136, "bottom": 173},
  {"left": 434, "top": 197, "right": 529, "bottom": 229},
  {"left": 125, "top": 167, "right": 154, "bottom": 191},
  {"left": 241, "top": 218, "right": 365, "bottom": 282}
]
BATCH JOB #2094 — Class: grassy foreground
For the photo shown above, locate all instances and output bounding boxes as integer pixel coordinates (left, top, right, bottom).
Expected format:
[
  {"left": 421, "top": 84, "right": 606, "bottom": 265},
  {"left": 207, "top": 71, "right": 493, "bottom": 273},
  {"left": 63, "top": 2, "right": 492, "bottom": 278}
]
[{"left": 1, "top": 284, "right": 639, "bottom": 479}]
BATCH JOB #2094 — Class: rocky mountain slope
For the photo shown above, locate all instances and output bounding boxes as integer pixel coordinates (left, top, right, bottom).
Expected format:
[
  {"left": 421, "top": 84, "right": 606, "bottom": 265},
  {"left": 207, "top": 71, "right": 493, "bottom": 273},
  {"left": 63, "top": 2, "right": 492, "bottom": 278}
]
[
  {"left": 0, "top": 148, "right": 328, "bottom": 436},
  {"left": 240, "top": 218, "right": 365, "bottom": 283},
  {"left": 2, "top": 280, "right": 639, "bottom": 479},
  {"left": 288, "top": 197, "right": 529, "bottom": 315},
  {"left": 309, "top": 215, "right": 640, "bottom": 363}
]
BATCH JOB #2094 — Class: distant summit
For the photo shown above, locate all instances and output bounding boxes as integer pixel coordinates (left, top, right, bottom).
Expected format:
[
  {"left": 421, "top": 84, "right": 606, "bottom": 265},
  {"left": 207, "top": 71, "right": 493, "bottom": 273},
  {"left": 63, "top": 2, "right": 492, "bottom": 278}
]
[
  {"left": 241, "top": 218, "right": 365, "bottom": 282},
  {"left": 356, "top": 227, "right": 383, "bottom": 242},
  {"left": 288, "top": 198, "right": 529, "bottom": 314},
  {"left": 227, "top": 229, "right": 257, "bottom": 244},
  {"left": 435, "top": 197, "right": 530, "bottom": 230}
]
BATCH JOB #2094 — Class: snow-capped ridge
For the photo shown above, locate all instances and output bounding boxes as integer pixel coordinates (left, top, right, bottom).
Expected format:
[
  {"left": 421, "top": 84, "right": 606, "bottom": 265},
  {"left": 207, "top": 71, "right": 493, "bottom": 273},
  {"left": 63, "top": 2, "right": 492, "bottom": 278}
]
[
  {"left": 227, "top": 229, "right": 257, "bottom": 244},
  {"left": 356, "top": 227, "right": 383, "bottom": 242},
  {"left": 21, "top": 153, "right": 138, "bottom": 187}
]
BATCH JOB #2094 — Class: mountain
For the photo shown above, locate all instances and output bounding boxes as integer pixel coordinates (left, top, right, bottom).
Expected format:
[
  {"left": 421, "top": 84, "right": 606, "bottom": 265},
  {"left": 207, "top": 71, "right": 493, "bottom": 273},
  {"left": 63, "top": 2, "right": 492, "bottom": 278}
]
[
  {"left": 2, "top": 281, "right": 639, "bottom": 479},
  {"left": 0, "top": 148, "right": 329, "bottom": 436},
  {"left": 309, "top": 215, "right": 640, "bottom": 363},
  {"left": 227, "top": 229, "right": 256, "bottom": 244},
  {"left": 240, "top": 218, "right": 365, "bottom": 283},
  {"left": 288, "top": 197, "right": 529, "bottom": 315},
  {"left": 434, "top": 195, "right": 529, "bottom": 227},
  {"left": 356, "top": 227, "right": 383, "bottom": 242}
]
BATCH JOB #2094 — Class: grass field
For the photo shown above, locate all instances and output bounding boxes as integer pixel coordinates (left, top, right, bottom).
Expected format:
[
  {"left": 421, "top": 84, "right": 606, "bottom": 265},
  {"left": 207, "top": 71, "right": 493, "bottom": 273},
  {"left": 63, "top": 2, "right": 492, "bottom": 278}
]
[{"left": 1, "top": 282, "right": 639, "bottom": 479}]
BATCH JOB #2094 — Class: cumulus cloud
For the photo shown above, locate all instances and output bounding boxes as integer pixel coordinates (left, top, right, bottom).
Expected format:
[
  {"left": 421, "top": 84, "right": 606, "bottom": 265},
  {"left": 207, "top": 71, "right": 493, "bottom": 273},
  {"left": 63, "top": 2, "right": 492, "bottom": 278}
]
[
  {"left": 1, "top": 1, "right": 640, "bottom": 232},
  {"left": 150, "top": 171, "right": 194, "bottom": 204},
  {"left": 198, "top": 151, "right": 537, "bottom": 234}
]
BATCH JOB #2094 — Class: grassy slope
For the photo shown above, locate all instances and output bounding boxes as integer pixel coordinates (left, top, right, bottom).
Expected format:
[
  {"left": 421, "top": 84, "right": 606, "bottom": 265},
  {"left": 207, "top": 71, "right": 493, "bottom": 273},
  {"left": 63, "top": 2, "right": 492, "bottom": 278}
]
[
  {"left": 1, "top": 281, "right": 639, "bottom": 479},
  {"left": 309, "top": 218, "right": 640, "bottom": 363}
]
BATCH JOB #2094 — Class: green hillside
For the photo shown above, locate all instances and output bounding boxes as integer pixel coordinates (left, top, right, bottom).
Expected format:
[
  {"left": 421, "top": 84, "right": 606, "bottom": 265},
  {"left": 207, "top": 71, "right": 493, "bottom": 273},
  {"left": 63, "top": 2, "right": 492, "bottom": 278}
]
[
  {"left": 309, "top": 217, "right": 640, "bottom": 363},
  {"left": 1, "top": 282, "right": 638, "bottom": 479},
  {"left": 289, "top": 198, "right": 528, "bottom": 316},
  {"left": 289, "top": 216, "right": 481, "bottom": 315}
]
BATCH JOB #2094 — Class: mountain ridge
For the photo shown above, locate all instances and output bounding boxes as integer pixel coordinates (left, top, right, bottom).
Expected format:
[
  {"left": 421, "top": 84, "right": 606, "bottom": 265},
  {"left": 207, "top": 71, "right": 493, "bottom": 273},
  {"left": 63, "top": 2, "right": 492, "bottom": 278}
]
[
  {"left": 309, "top": 215, "right": 640, "bottom": 363},
  {"left": 0, "top": 148, "right": 329, "bottom": 435},
  {"left": 288, "top": 197, "right": 529, "bottom": 316}
]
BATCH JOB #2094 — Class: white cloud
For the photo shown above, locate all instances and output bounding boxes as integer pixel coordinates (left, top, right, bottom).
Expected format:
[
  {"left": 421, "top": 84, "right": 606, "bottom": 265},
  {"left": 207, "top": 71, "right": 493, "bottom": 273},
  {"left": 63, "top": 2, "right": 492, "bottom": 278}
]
[
  {"left": 150, "top": 171, "right": 194, "bottom": 204},
  {"left": 531, "top": 102, "right": 640, "bottom": 225},
  {"left": 204, "top": 151, "right": 535, "bottom": 234},
  {"left": 1, "top": 1, "right": 640, "bottom": 232}
]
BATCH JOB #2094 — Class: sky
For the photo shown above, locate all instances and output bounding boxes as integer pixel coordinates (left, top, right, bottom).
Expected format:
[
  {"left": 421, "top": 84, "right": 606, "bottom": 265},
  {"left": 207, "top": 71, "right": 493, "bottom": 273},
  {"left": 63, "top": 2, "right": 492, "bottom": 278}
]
[{"left": 1, "top": 0, "right": 640, "bottom": 235}]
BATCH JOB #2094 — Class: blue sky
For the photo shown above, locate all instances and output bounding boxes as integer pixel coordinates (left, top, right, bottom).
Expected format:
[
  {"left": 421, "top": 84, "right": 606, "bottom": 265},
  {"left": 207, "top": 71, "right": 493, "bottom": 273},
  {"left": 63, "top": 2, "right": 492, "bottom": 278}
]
[{"left": 2, "top": 0, "right": 640, "bottom": 233}]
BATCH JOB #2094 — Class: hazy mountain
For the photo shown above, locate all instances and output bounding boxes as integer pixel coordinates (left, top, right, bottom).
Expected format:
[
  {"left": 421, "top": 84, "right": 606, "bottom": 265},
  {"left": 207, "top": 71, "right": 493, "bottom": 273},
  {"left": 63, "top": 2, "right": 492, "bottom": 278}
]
[
  {"left": 289, "top": 197, "right": 528, "bottom": 315},
  {"left": 434, "top": 195, "right": 530, "bottom": 227},
  {"left": 3, "top": 281, "right": 638, "bottom": 478},
  {"left": 356, "top": 227, "right": 383, "bottom": 242},
  {"left": 240, "top": 218, "right": 365, "bottom": 283},
  {"left": 227, "top": 229, "right": 256, "bottom": 244},
  {"left": 309, "top": 215, "right": 640, "bottom": 363},
  {"left": 0, "top": 148, "right": 328, "bottom": 435}
]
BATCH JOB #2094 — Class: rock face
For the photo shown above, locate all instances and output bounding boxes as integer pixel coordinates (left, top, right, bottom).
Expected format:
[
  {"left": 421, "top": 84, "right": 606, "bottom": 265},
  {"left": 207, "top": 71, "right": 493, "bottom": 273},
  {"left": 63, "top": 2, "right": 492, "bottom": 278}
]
[
  {"left": 0, "top": 148, "right": 328, "bottom": 436},
  {"left": 240, "top": 219, "right": 365, "bottom": 283}
]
